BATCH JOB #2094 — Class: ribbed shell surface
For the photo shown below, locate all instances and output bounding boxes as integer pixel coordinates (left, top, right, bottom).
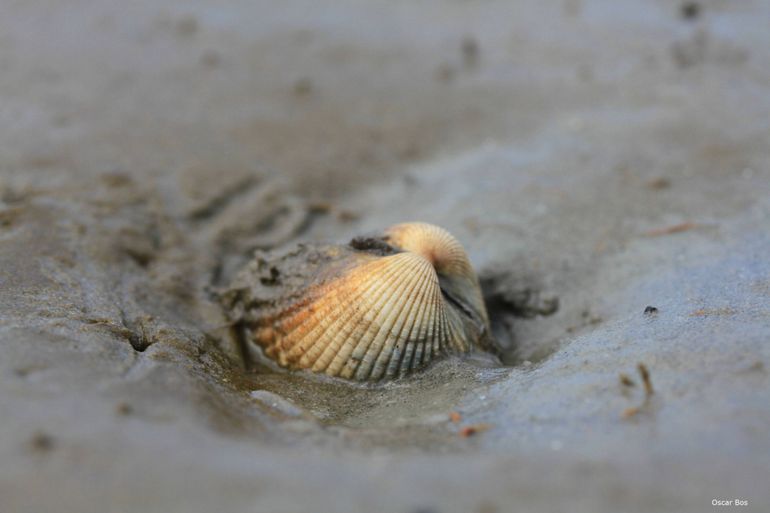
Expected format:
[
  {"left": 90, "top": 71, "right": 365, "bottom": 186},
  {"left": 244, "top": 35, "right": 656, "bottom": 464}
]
[{"left": 251, "top": 251, "right": 467, "bottom": 381}]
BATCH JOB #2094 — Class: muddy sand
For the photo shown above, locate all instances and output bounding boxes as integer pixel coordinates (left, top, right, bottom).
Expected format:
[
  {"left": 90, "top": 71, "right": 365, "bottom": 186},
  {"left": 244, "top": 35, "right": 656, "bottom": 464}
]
[{"left": 1, "top": 1, "right": 769, "bottom": 512}]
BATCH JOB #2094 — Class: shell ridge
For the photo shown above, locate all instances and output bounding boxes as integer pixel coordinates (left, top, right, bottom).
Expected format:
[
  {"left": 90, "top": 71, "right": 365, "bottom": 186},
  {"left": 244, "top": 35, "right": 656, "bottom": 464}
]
[
  {"left": 384, "top": 257, "right": 439, "bottom": 378},
  {"left": 413, "top": 285, "right": 442, "bottom": 372},
  {"left": 336, "top": 254, "right": 422, "bottom": 379},
  {"left": 352, "top": 254, "right": 427, "bottom": 380},
  {"left": 360, "top": 253, "right": 435, "bottom": 379},
  {"left": 291, "top": 258, "right": 400, "bottom": 367},
  {"left": 407, "top": 287, "right": 440, "bottom": 370},
  {"left": 330, "top": 255, "right": 421, "bottom": 377},
  {"left": 387, "top": 270, "right": 435, "bottom": 377},
  {"left": 370, "top": 254, "right": 436, "bottom": 380},
  {"left": 283, "top": 283, "right": 349, "bottom": 364},
  {"left": 446, "top": 307, "right": 465, "bottom": 352},
  {"left": 282, "top": 257, "right": 390, "bottom": 358},
  {"left": 404, "top": 291, "right": 441, "bottom": 372},
  {"left": 267, "top": 286, "right": 330, "bottom": 361},
  {"left": 311, "top": 257, "right": 407, "bottom": 373},
  {"left": 399, "top": 334, "right": 416, "bottom": 376},
  {"left": 432, "top": 292, "right": 446, "bottom": 360},
  {"left": 296, "top": 259, "right": 399, "bottom": 366},
  {"left": 276, "top": 282, "right": 343, "bottom": 361},
  {"left": 350, "top": 259, "right": 417, "bottom": 380},
  {"left": 424, "top": 285, "right": 442, "bottom": 364},
  {"left": 398, "top": 277, "right": 439, "bottom": 376},
  {"left": 255, "top": 289, "right": 322, "bottom": 359},
  {"left": 442, "top": 295, "right": 459, "bottom": 352},
  {"left": 413, "top": 340, "right": 425, "bottom": 370},
  {"left": 267, "top": 260, "right": 379, "bottom": 364}
]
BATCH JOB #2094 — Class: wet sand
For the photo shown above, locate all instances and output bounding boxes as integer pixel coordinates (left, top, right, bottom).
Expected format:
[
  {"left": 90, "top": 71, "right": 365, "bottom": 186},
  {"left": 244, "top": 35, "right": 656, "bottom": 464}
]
[{"left": 1, "top": 1, "right": 769, "bottom": 512}]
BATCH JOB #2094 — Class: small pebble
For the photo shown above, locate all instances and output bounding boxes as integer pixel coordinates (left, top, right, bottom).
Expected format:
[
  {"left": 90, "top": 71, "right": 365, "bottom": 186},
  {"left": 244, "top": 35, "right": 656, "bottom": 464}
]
[
  {"left": 116, "top": 402, "right": 133, "bottom": 416},
  {"left": 646, "top": 177, "right": 671, "bottom": 190},
  {"left": 250, "top": 390, "right": 305, "bottom": 418},
  {"left": 29, "top": 432, "right": 55, "bottom": 452}
]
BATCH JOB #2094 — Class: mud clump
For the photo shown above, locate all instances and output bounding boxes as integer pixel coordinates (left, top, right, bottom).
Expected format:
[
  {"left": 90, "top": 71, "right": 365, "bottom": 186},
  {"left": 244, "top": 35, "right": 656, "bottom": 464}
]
[{"left": 480, "top": 271, "right": 559, "bottom": 362}]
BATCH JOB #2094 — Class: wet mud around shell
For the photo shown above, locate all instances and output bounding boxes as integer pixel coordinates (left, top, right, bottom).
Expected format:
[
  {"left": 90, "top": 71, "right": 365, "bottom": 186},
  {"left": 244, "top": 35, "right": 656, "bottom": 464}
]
[{"left": 2, "top": 1, "right": 770, "bottom": 512}]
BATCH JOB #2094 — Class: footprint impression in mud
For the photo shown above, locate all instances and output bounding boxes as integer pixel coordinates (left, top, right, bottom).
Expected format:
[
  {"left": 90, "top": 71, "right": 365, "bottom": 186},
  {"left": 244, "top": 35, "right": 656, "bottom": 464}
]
[{"left": 220, "top": 222, "right": 499, "bottom": 381}]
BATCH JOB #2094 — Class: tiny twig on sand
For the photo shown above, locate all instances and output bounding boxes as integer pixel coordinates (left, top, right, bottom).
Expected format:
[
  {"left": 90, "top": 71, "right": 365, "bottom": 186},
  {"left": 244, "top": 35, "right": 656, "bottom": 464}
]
[
  {"left": 642, "top": 222, "right": 699, "bottom": 237},
  {"left": 689, "top": 307, "right": 737, "bottom": 317},
  {"left": 621, "top": 363, "right": 655, "bottom": 419},
  {"left": 459, "top": 423, "right": 491, "bottom": 437},
  {"left": 619, "top": 373, "right": 636, "bottom": 387},
  {"left": 638, "top": 363, "right": 654, "bottom": 396}
]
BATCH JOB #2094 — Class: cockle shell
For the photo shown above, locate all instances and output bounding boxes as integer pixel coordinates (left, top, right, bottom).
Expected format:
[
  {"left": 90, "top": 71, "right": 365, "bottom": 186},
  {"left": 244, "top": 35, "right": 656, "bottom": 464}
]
[{"left": 222, "top": 222, "right": 493, "bottom": 381}]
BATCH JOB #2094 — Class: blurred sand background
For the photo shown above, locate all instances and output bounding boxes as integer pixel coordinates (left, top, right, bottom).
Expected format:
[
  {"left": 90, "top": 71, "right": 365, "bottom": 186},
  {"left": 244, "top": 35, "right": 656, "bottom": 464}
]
[{"left": 1, "top": 1, "right": 769, "bottom": 512}]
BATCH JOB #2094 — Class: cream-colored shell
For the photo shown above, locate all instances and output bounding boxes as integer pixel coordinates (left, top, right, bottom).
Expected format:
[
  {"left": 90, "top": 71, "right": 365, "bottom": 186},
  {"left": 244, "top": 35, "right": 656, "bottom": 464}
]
[{"left": 241, "top": 222, "right": 489, "bottom": 381}]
